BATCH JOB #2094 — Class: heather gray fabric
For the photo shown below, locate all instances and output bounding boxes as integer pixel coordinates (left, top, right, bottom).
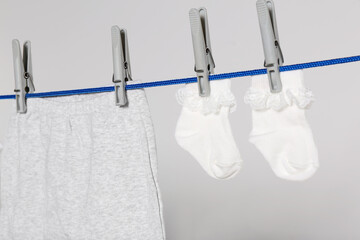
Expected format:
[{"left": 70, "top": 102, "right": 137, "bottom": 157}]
[{"left": 0, "top": 86, "right": 165, "bottom": 240}]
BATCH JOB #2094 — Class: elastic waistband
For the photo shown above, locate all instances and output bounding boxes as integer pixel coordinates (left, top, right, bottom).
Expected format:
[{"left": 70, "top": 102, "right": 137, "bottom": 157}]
[{"left": 17, "top": 82, "right": 149, "bottom": 117}]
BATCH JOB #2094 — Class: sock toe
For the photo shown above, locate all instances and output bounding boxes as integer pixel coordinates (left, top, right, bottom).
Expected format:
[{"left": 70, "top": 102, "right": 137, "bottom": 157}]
[
  {"left": 210, "top": 160, "right": 242, "bottom": 180},
  {"left": 272, "top": 155, "right": 319, "bottom": 181}
]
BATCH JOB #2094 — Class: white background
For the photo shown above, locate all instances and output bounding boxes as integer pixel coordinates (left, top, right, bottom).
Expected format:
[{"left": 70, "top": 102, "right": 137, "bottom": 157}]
[{"left": 1, "top": 0, "right": 360, "bottom": 239}]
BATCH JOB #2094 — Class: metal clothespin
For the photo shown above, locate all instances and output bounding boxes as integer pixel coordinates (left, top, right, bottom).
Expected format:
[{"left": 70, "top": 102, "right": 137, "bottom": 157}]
[
  {"left": 12, "top": 39, "right": 35, "bottom": 114},
  {"left": 189, "top": 8, "right": 215, "bottom": 97},
  {"left": 111, "top": 26, "right": 132, "bottom": 107},
  {"left": 256, "top": 0, "right": 284, "bottom": 93}
]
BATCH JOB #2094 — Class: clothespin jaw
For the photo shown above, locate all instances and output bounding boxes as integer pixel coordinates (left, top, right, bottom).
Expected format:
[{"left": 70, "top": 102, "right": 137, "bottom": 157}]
[
  {"left": 12, "top": 39, "right": 35, "bottom": 114},
  {"left": 256, "top": 0, "right": 284, "bottom": 93},
  {"left": 189, "top": 7, "right": 215, "bottom": 97},
  {"left": 111, "top": 26, "right": 132, "bottom": 107}
]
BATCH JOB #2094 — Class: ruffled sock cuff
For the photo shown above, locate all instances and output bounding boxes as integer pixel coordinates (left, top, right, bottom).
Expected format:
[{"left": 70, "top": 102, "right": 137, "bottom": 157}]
[
  {"left": 244, "top": 70, "right": 315, "bottom": 111},
  {"left": 176, "top": 79, "right": 237, "bottom": 115}
]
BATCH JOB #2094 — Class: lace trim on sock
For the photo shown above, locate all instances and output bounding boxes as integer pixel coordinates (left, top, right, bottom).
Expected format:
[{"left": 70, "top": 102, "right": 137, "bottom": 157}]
[
  {"left": 244, "top": 88, "right": 315, "bottom": 111},
  {"left": 176, "top": 86, "right": 237, "bottom": 114}
]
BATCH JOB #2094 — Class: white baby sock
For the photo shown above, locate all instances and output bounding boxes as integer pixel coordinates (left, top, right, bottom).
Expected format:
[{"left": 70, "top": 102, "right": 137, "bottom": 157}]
[
  {"left": 175, "top": 79, "right": 242, "bottom": 180},
  {"left": 244, "top": 70, "right": 319, "bottom": 181}
]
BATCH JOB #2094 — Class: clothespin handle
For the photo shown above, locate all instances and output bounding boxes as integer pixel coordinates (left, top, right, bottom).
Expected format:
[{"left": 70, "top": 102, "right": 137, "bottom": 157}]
[
  {"left": 111, "top": 26, "right": 132, "bottom": 107},
  {"left": 12, "top": 39, "right": 35, "bottom": 114},
  {"left": 189, "top": 8, "right": 215, "bottom": 97},
  {"left": 23, "top": 41, "right": 35, "bottom": 93},
  {"left": 256, "top": 0, "right": 284, "bottom": 93}
]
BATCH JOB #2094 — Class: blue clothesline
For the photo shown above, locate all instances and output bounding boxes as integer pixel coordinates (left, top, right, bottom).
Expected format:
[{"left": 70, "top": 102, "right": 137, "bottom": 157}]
[{"left": 0, "top": 55, "right": 359, "bottom": 100}]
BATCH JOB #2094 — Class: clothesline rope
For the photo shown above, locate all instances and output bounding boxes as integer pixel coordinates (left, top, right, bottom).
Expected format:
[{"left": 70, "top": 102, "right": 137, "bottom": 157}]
[{"left": 0, "top": 55, "right": 359, "bottom": 100}]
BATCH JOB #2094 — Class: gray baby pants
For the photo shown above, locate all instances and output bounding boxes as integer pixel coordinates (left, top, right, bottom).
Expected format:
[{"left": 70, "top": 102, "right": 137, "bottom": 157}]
[{"left": 0, "top": 88, "right": 165, "bottom": 240}]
